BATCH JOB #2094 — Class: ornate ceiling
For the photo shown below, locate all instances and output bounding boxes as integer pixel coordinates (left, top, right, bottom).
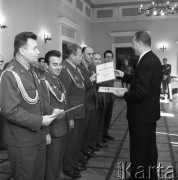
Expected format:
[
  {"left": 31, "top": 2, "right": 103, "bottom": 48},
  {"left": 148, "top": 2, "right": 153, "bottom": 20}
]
[{"left": 90, "top": 0, "right": 150, "bottom": 5}]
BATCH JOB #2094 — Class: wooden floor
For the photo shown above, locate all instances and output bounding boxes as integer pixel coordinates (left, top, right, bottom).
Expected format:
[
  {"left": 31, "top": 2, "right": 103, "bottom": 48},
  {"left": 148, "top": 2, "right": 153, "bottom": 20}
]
[{"left": 0, "top": 94, "right": 178, "bottom": 180}]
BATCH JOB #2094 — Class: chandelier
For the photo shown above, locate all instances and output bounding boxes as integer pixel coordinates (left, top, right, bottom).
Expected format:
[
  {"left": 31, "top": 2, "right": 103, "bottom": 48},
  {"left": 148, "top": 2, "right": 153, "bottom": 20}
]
[{"left": 139, "top": 0, "right": 178, "bottom": 17}]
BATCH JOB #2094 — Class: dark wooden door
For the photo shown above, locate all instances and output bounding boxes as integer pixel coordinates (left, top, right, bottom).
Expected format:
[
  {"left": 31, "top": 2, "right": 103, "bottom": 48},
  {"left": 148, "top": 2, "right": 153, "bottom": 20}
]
[{"left": 115, "top": 47, "right": 139, "bottom": 71}]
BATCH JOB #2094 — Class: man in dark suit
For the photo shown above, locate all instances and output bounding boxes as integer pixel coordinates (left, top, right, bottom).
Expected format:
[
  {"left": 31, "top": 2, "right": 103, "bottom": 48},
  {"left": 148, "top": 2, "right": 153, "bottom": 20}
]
[
  {"left": 115, "top": 31, "right": 162, "bottom": 180},
  {"left": 59, "top": 44, "right": 86, "bottom": 179},
  {"left": 103, "top": 50, "right": 115, "bottom": 141},
  {"left": 0, "top": 32, "right": 63, "bottom": 180},
  {"left": 40, "top": 50, "right": 71, "bottom": 180},
  {"left": 162, "top": 58, "right": 172, "bottom": 100}
]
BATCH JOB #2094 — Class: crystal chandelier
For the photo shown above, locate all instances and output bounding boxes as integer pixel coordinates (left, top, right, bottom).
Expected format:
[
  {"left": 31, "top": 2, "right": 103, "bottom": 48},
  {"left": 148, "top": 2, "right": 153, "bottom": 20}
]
[{"left": 139, "top": 0, "right": 178, "bottom": 17}]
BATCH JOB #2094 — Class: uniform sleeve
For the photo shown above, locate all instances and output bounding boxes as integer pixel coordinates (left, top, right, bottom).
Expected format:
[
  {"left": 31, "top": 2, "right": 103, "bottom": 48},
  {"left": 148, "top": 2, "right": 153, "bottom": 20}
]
[
  {"left": 59, "top": 69, "right": 73, "bottom": 120},
  {"left": 0, "top": 71, "right": 43, "bottom": 131}
]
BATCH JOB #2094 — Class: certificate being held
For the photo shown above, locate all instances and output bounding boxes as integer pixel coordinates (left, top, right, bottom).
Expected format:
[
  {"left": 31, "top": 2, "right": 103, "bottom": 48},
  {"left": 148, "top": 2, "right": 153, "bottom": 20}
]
[{"left": 96, "top": 62, "right": 115, "bottom": 83}]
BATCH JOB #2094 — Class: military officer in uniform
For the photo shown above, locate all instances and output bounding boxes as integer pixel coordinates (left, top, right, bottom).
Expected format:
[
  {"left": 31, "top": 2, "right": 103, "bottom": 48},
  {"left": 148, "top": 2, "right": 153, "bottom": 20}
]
[
  {"left": 79, "top": 47, "right": 99, "bottom": 157},
  {"left": 59, "top": 44, "right": 86, "bottom": 179},
  {"left": 162, "top": 58, "right": 172, "bottom": 100},
  {"left": 40, "top": 50, "right": 73, "bottom": 180},
  {"left": 37, "top": 57, "right": 45, "bottom": 76},
  {"left": 0, "top": 32, "right": 63, "bottom": 180}
]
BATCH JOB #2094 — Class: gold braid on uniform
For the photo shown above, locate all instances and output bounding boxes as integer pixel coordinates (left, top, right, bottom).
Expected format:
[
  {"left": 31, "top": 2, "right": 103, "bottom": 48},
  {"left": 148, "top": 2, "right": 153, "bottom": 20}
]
[
  {"left": 66, "top": 68, "right": 85, "bottom": 89},
  {"left": 7, "top": 69, "right": 39, "bottom": 104},
  {"left": 44, "top": 79, "right": 65, "bottom": 102}
]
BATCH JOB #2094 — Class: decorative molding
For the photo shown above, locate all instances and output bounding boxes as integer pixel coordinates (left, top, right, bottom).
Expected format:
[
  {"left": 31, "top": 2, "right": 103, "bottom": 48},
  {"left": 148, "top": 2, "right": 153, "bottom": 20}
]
[
  {"left": 60, "top": 0, "right": 178, "bottom": 23},
  {"left": 92, "top": 3, "right": 178, "bottom": 23},
  {"left": 58, "top": 17, "right": 81, "bottom": 31},
  {"left": 60, "top": 0, "right": 92, "bottom": 22},
  {"left": 93, "top": 13, "right": 178, "bottom": 23},
  {"left": 58, "top": 16, "right": 80, "bottom": 54},
  {"left": 92, "top": 0, "right": 178, "bottom": 8},
  {"left": 83, "top": 0, "right": 93, "bottom": 7},
  {"left": 109, "top": 31, "right": 137, "bottom": 37}
]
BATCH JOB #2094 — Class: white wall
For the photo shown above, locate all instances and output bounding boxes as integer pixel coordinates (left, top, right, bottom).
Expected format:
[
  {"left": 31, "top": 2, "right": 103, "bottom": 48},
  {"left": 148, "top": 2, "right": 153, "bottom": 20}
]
[
  {"left": 92, "top": 18, "right": 178, "bottom": 75},
  {"left": 1, "top": 0, "right": 178, "bottom": 75},
  {"left": 0, "top": 0, "right": 92, "bottom": 62}
]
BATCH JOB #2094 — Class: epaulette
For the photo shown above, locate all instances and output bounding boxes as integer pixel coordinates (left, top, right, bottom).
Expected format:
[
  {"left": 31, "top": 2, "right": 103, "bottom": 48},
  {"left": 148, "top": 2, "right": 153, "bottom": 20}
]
[{"left": 7, "top": 65, "right": 15, "bottom": 71}]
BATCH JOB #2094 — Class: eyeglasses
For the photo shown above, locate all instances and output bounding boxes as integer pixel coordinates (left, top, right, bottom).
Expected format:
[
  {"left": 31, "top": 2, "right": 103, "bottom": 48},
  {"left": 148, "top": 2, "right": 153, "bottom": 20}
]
[
  {"left": 0, "top": 60, "right": 4, "bottom": 63},
  {"left": 105, "top": 56, "right": 113, "bottom": 59}
]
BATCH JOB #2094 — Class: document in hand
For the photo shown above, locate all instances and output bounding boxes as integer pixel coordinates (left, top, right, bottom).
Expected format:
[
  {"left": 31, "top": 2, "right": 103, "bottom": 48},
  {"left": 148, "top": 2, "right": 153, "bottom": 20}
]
[
  {"left": 50, "top": 104, "right": 84, "bottom": 118},
  {"left": 96, "top": 62, "right": 115, "bottom": 83},
  {"left": 98, "top": 87, "right": 128, "bottom": 94}
]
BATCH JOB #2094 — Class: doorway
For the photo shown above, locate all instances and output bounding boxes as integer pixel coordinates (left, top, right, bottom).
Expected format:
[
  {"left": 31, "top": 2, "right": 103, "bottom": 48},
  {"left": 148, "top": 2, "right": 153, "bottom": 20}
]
[{"left": 115, "top": 47, "right": 139, "bottom": 71}]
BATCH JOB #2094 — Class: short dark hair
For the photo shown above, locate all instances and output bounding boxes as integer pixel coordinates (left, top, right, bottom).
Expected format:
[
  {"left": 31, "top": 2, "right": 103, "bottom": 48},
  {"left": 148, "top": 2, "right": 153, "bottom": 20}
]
[
  {"left": 45, "top": 50, "right": 62, "bottom": 65},
  {"left": 66, "top": 44, "right": 82, "bottom": 59},
  {"left": 14, "top": 32, "right": 37, "bottom": 57},
  {"left": 134, "top": 31, "right": 151, "bottom": 46},
  {"left": 82, "top": 47, "right": 87, "bottom": 54},
  {"left": 163, "top": 58, "right": 167, "bottom": 61},
  {"left": 38, "top": 57, "right": 45, "bottom": 62},
  {"left": 103, "top": 50, "right": 114, "bottom": 58}
]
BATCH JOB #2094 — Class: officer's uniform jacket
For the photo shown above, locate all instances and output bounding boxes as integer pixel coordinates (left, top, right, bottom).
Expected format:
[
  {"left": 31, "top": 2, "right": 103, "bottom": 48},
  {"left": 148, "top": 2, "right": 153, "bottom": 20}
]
[
  {"left": 41, "top": 70, "right": 70, "bottom": 137},
  {"left": 0, "top": 60, "right": 53, "bottom": 147},
  {"left": 59, "top": 60, "right": 86, "bottom": 120},
  {"left": 162, "top": 64, "right": 171, "bottom": 84},
  {"left": 78, "top": 62, "right": 98, "bottom": 111}
]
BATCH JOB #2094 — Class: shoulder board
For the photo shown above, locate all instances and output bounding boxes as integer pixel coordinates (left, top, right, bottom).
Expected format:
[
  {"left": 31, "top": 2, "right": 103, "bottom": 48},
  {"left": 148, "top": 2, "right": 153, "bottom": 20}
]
[{"left": 7, "top": 65, "right": 15, "bottom": 71}]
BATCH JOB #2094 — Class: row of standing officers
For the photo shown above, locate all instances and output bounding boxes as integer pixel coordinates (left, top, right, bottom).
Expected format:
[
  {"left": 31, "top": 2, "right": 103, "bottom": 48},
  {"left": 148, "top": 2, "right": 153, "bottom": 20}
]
[{"left": 0, "top": 32, "right": 115, "bottom": 180}]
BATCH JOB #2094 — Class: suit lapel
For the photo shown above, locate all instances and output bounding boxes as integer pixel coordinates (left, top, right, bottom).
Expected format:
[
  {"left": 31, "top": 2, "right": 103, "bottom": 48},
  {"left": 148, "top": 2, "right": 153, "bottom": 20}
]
[{"left": 135, "top": 51, "right": 152, "bottom": 73}]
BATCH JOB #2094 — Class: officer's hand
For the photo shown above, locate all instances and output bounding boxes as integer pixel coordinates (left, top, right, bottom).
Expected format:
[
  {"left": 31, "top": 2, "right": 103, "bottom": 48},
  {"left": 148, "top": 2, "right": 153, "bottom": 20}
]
[
  {"left": 42, "top": 115, "right": 56, "bottom": 126},
  {"left": 53, "top": 108, "right": 65, "bottom": 119},
  {"left": 113, "top": 90, "right": 125, "bottom": 97},
  {"left": 46, "top": 134, "right": 52, "bottom": 145},
  {"left": 90, "top": 73, "right": 98, "bottom": 82},
  {"left": 52, "top": 108, "right": 64, "bottom": 116},
  {"left": 115, "top": 70, "right": 124, "bottom": 78}
]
